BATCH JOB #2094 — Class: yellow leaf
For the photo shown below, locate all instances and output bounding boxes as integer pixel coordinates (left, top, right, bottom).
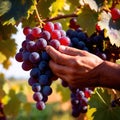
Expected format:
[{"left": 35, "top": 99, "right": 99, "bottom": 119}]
[{"left": 0, "top": 52, "right": 6, "bottom": 64}]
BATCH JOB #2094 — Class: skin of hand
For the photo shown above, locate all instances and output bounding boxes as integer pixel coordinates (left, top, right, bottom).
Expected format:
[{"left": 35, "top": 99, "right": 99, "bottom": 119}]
[{"left": 46, "top": 45, "right": 104, "bottom": 88}]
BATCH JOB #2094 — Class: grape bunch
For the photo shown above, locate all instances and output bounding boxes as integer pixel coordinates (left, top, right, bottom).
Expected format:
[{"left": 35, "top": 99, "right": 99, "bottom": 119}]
[
  {"left": 15, "top": 22, "right": 71, "bottom": 110},
  {"left": 70, "top": 88, "right": 93, "bottom": 117}
]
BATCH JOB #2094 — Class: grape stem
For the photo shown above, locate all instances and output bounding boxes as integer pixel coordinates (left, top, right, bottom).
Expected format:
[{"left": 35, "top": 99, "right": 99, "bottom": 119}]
[
  {"left": 35, "top": 5, "right": 44, "bottom": 27},
  {"left": 43, "top": 13, "right": 78, "bottom": 22}
]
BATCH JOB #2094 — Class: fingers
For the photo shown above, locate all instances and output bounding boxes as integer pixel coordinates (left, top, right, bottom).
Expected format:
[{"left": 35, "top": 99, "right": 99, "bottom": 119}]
[
  {"left": 46, "top": 46, "right": 72, "bottom": 65},
  {"left": 59, "top": 45, "right": 87, "bottom": 56},
  {"left": 49, "top": 60, "right": 68, "bottom": 81}
]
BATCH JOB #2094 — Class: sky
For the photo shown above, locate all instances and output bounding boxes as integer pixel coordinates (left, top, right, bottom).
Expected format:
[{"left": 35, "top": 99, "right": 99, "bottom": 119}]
[{"left": 0, "top": 23, "right": 30, "bottom": 79}]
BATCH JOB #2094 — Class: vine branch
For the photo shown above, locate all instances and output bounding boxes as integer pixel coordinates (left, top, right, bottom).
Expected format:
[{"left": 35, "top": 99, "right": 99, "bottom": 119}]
[{"left": 43, "top": 13, "right": 78, "bottom": 22}]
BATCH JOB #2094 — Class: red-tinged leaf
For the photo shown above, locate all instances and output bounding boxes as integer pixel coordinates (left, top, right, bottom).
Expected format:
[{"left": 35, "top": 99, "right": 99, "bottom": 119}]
[{"left": 98, "top": 11, "right": 120, "bottom": 47}]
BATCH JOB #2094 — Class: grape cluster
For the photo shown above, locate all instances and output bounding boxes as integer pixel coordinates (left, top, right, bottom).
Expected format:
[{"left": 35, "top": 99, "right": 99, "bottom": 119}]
[
  {"left": 15, "top": 22, "right": 71, "bottom": 110},
  {"left": 70, "top": 87, "right": 92, "bottom": 117}
]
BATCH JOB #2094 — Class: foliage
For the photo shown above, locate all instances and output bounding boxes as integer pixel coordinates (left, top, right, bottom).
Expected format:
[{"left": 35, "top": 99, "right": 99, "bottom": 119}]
[{"left": 0, "top": 0, "right": 120, "bottom": 120}]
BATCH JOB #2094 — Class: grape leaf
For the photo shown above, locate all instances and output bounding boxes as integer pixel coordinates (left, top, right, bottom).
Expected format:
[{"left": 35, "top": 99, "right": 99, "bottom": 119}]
[
  {"left": 23, "top": 103, "right": 32, "bottom": 114},
  {"left": 0, "top": 39, "right": 17, "bottom": 58},
  {"left": 67, "top": 0, "right": 80, "bottom": 6},
  {"left": 0, "top": 0, "right": 12, "bottom": 16},
  {"left": 98, "top": 11, "right": 120, "bottom": 47},
  {"left": 1, "top": 0, "right": 36, "bottom": 25},
  {"left": 56, "top": 82, "right": 70, "bottom": 102},
  {"left": 88, "top": 87, "right": 120, "bottom": 120},
  {"left": 50, "top": 0, "right": 65, "bottom": 17},
  {"left": 83, "top": 0, "right": 98, "bottom": 12},
  {"left": 3, "top": 59, "right": 11, "bottom": 69},
  {"left": 3, "top": 91, "right": 21, "bottom": 117},
  {"left": 22, "top": 12, "right": 37, "bottom": 28},
  {"left": 77, "top": 6, "right": 98, "bottom": 36},
  {"left": 0, "top": 73, "right": 6, "bottom": 88},
  {"left": 0, "top": 88, "right": 6, "bottom": 99},
  {"left": 0, "top": 52, "right": 6, "bottom": 64},
  {"left": 37, "top": 0, "right": 55, "bottom": 19},
  {"left": 0, "top": 23, "right": 17, "bottom": 40}
]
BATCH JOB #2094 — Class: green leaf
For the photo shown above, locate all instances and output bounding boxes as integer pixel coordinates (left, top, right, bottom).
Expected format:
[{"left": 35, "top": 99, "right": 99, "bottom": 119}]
[
  {"left": 77, "top": 6, "right": 98, "bottom": 36},
  {"left": 56, "top": 81, "right": 70, "bottom": 102},
  {"left": 0, "top": 88, "right": 6, "bottom": 99},
  {"left": 0, "top": 0, "right": 12, "bottom": 16},
  {"left": 23, "top": 103, "right": 32, "bottom": 114},
  {"left": 1, "top": 0, "right": 36, "bottom": 25},
  {"left": 0, "top": 23, "right": 17, "bottom": 40},
  {"left": 88, "top": 88, "right": 120, "bottom": 120},
  {"left": 37, "top": 0, "right": 55, "bottom": 19},
  {"left": 98, "top": 11, "right": 120, "bottom": 47},
  {"left": 0, "top": 39, "right": 17, "bottom": 58},
  {"left": 22, "top": 12, "right": 37, "bottom": 28},
  {"left": 88, "top": 88, "right": 111, "bottom": 109},
  {"left": 0, "top": 73, "right": 6, "bottom": 88}
]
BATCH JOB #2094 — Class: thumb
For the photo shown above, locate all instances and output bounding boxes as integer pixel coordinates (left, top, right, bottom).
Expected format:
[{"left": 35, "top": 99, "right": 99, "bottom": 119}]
[{"left": 59, "top": 45, "right": 85, "bottom": 56}]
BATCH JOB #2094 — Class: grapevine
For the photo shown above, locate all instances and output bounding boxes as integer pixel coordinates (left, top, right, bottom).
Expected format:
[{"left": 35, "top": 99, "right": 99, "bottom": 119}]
[{"left": 0, "top": 0, "right": 120, "bottom": 120}]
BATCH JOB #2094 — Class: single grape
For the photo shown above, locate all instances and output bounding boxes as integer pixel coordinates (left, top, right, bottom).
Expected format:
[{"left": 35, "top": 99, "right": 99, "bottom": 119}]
[
  {"left": 49, "top": 39, "right": 60, "bottom": 49},
  {"left": 31, "top": 27, "right": 41, "bottom": 38},
  {"left": 15, "top": 52, "right": 23, "bottom": 62},
  {"left": 33, "top": 92, "right": 43, "bottom": 102},
  {"left": 42, "top": 86, "right": 52, "bottom": 96},
  {"left": 54, "top": 22, "right": 62, "bottom": 30},
  {"left": 59, "top": 36, "right": 71, "bottom": 46},
  {"left": 23, "top": 27, "right": 32, "bottom": 36},
  {"left": 29, "top": 52, "right": 41, "bottom": 63},
  {"left": 39, "top": 74, "right": 50, "bottom": 86},
  {"left": 32, "top": 83, "right": 41, "bottom": 92},
  {"left": 43, "top": 22, "right": 54, "bottom": 33},
  {"left": 51, "top": 30, "right": 61, "bottom": 39},
  {"left": 110, "top": 8, "right": 120, "bottom": 21},
  {"left": 28, "top": 77, "right": 39, "bottom": 86},
  {"left": 40, "top": 31, "right": 51, "bottom": 41},
  {"left": 36, "top": 38, "right": 47, "bottom": 50},
  {"left": 36, "top": 101, "right": 46, "bottom": 110},
  {"left": 30, "top": 67, "right": 41, "bottom": 78}
]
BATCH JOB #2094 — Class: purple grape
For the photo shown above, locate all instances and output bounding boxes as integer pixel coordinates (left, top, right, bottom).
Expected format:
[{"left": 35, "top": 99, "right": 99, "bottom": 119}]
[
  {"left": 32, "top": 83, "right": 41, "bottom": 92},
  {"left": 36, "top": 101, "right": 46, "bottom": 110},
  {"left": 22, "top": 61, "right": 33, "bottom": 71},
  {"left": 28, "top": 77, "right": 38, "bottom": 86},
  {"left": 29, "top": 52, "right": 41, "bottom": 63},
  {"left": 49, "top": 39, "right": 60, "bottom": 50},
  {"left": 30, "top": 67, "right": 41, "bottom": 78},
  {"left": 38, "top": 61, "right": 49, "bottom": 72},
  {"left": 41, "top": 51, "right": 50, "bottom": 61},
  {"left": 33, "top": 92, "right": 43, "bottom": 102},
  {"left": 42, "top": 86, "right": 52, "bottom": 96},
  {"left": 26, "top": 41, "right": 37, "bottom": 52},
  {"left": 36, "top": 38, "right": 47, "bottom": 50},
  {"left": 39, "top": 74, "right": 50, "bottom": 86},
  {"left": 15, "top": 52, "right": 23, "bottom": 62},
  {"left": 40, "top": 31, "right": 51, "bottom": 41},
  {"left": 22, "top": 51, "right": 31, "bottom": 62}
]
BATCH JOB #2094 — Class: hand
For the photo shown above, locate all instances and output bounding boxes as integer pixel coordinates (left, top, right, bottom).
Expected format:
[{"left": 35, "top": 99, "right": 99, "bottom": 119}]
[{"left": 46, "top": 45, "right": 104, "bottom": 88}]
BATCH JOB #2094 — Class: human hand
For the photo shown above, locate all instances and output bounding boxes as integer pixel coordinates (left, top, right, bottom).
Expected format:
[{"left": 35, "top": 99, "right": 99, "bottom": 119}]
[{"left": 46, "top": 45, "right": 104, "bottom": 88}]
